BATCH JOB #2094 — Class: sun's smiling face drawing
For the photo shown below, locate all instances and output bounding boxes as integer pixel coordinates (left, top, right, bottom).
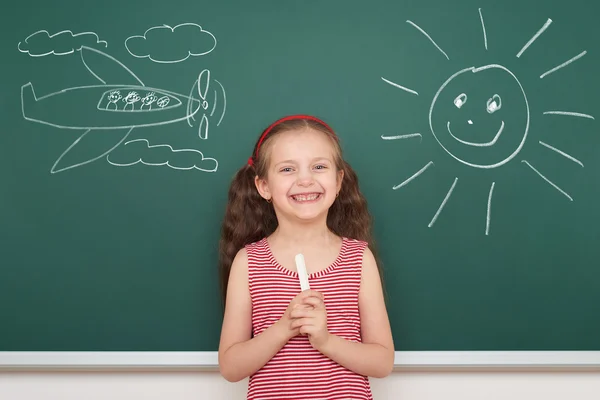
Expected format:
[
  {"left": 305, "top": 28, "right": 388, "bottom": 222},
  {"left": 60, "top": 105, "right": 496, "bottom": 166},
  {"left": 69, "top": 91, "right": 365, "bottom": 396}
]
[
  {"left": 380, "top": 9, "right": 595, "bottom": 235},
  {"left": 430, "top": 65, "right": 530, "bottom": 169}
]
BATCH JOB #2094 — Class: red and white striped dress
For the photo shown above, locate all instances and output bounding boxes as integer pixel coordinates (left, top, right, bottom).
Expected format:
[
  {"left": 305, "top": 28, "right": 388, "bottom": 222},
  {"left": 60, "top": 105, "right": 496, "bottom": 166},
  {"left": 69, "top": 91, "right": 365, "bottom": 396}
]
[{"left": 246, "top": 237, "right": 373, "bottom": 400}]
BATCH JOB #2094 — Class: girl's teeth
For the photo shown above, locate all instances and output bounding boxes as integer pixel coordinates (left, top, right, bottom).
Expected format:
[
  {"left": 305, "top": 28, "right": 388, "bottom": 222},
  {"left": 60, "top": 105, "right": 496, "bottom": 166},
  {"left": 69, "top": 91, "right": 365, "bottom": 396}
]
[{"left": 293, "top": 194, "right": 319, "bottom": 201}]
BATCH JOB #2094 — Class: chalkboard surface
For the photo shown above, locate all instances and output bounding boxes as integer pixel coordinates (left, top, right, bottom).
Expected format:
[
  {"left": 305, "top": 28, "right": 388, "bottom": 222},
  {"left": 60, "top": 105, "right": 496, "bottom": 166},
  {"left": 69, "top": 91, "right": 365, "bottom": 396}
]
[{"left": 1, "top": 0, "right": 599, "bottom": 355}]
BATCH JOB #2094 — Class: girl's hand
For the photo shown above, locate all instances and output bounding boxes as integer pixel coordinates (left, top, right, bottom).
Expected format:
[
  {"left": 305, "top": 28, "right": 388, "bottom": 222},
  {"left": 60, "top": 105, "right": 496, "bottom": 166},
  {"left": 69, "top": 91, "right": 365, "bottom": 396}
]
[
  {"left": 290, "top": 291, "right": 330, "bottom": 351},
  {"left": 276, "top": 290, "right": 317, "bottom": 340}
]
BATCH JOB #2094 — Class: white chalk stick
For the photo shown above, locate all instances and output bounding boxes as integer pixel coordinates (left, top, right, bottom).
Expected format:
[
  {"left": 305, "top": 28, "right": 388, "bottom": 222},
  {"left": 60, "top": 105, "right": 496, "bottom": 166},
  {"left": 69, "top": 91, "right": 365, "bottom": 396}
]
[{"left": 295, "top": 253, "right": 310, "bottom": 291}]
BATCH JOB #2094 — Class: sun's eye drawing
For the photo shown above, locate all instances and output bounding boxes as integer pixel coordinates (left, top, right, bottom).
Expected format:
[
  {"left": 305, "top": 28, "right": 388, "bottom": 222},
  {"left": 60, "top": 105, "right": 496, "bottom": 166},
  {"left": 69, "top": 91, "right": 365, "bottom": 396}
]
[
  {"left": 379, "top": 8, "right": 594, "bottom": 236},
  {"left": 454, "top": 93, "right": 467, "bottom": 109},
  {"left": 486, "top": 94, "right": 501, "bottom": 113}
]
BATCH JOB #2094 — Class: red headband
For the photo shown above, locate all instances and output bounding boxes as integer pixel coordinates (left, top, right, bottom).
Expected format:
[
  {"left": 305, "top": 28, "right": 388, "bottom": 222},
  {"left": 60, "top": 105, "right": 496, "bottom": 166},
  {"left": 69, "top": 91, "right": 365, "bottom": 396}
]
[{"left": 247, "top": 115, "right": 335, "bottom": 166}]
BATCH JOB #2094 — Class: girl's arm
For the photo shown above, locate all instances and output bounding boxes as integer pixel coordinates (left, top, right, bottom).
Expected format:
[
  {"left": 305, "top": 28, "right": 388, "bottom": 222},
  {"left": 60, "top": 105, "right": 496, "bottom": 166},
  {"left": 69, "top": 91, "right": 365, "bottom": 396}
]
[
  {"left": 218, "top": 249, "right": 292, "bottom": 382},
  {"left": 313, "top": 247, "right": 395, "bottom": 378}
]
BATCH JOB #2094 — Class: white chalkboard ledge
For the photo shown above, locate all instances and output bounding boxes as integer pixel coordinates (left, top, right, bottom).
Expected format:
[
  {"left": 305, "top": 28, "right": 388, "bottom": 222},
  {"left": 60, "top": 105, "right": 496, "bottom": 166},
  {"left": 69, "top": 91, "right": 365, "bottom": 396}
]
[{"left": 1, "top": 351, "right": 600, "bottom": 370}]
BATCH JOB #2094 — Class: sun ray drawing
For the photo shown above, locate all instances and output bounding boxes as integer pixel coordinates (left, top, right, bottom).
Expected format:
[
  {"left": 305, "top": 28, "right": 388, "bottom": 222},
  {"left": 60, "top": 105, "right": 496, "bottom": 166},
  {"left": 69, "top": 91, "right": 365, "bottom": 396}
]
[
  {"left": 406, "top": 20, "right": 450, "bottom": 60},
  {"left": 522, "top": 160, "right": 573, "bottom": 201},
  {"left": 380, "top": 8, "right": 594, "bottom": 235},
  {"left": 539, "top": 141, "right": 584, "bottom": 167},
  {"left": 381, "top": 133, "right": 422, "bottom": 141},
  {"left": 393, "top": 161, "right": 434, "bottom": 190},
  {"left": 486, "top": 182, "right": 495, "bottom": 236},
  {"left": 428, "top": 177, "right": 458, "bottom": 228},
  {"left": 479, "top": 8, "right": 488, "bottom": 51},
  {"left": 540, "top": 51, "right": 587, "bottom": 79},
  {"left": 516, "top": 18, "right": 552, "bottom": 58},
  {"left": 381, "top": 77, "right": 419, "bottom": 95},
  {"left": 542, "top": 111, "right": 594, "bottom": 119}
]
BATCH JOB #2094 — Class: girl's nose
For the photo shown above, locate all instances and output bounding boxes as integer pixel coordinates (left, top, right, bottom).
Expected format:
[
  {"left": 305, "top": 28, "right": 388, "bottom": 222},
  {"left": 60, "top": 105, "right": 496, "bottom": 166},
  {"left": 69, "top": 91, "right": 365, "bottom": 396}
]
[{"left": 296, "top": 170, "right": 314, "bottom": 186}]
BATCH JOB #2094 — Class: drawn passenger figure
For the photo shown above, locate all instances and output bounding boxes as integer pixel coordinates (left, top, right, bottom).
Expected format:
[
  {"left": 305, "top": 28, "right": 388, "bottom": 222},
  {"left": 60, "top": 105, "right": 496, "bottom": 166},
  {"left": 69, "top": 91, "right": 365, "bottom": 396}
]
[
  {"left": 123, "top": 91, "right": 141, "bottom": 111},
  {"left": 156, "top": 95, "right": 170, "bottom": 109},
  {"left": 140, "top": 92, "right": 158, "bottom": 110},
  {"left": 106, "top": 90, "right": 122, "bottom": 110}
]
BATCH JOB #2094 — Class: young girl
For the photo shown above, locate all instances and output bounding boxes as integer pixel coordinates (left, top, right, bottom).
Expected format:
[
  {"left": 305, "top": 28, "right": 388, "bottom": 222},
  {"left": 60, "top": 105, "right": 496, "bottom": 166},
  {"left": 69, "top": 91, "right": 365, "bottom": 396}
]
[{"left": 218, "top": 114, "right": 394, "bottom": 399}]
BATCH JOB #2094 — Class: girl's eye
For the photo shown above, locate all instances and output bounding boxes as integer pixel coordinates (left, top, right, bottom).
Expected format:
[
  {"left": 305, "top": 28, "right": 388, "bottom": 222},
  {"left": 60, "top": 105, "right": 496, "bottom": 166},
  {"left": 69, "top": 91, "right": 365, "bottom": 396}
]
[
  {"left": 314, "top": 164, "right": 327, "bottom": 170},
  {"left": 280, "top": 167, "right": 293, "bottom": 172}
]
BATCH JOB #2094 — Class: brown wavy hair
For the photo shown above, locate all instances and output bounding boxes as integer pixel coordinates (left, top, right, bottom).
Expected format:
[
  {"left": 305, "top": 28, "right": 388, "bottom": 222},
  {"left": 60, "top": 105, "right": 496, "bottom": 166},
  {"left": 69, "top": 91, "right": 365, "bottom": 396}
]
[{"left": 218, "top": 116, "right": 382, "bottom": 306}]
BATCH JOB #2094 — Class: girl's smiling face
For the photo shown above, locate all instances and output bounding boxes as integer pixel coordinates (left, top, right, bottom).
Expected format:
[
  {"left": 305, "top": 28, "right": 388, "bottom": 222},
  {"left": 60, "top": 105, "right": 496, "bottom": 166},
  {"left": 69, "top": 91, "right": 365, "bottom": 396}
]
[{"left": 254, "top": 128, "right": 343, "bottom": 223}]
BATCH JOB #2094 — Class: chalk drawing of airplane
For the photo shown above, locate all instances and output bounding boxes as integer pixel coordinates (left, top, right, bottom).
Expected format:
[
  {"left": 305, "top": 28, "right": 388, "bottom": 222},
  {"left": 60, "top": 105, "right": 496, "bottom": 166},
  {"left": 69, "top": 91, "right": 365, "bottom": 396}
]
[{"left": 21, "top": 45, "right": 226, "bottom": 173}]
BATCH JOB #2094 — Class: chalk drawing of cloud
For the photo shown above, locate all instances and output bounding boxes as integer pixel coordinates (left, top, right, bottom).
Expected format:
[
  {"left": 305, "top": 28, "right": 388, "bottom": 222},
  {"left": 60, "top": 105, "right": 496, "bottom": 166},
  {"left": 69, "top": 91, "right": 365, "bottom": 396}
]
[
  {"left": 18, "top": 30, "right": 108, "bottom": 57},
  {"left": 107, "top": 139, "right": 218, "bottom": 172},
  {"left": 125, "top": 23, "right": 217, "bottom": 63}
]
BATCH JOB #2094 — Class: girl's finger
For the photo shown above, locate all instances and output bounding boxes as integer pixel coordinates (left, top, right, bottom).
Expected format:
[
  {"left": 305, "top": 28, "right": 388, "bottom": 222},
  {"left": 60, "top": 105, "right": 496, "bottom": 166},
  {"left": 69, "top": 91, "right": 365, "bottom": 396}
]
[
  {"left": 290, "top": 309, "right": 312, "bottom": 319},
  {"left": 299, "top": 325, "right": 315, "bottom": 335},
  {"left": 301, "top": 290, "right": 323, "bottom": 300},
  {"left": 290, "top": 304, "right": 312, "bottom": 316},
  {"left": 290, "top": 317, "right": 312, "bottom": 329},
  {"left": 302, "top": 296, "right": 323, "bottom": 307}
]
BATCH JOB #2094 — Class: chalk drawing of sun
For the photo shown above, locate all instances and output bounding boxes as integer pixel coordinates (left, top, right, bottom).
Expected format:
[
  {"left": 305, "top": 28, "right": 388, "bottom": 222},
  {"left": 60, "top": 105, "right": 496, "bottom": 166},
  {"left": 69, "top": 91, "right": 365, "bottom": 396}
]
[{"left": 380, "top": 8, "right": 594, "bottom": 235}]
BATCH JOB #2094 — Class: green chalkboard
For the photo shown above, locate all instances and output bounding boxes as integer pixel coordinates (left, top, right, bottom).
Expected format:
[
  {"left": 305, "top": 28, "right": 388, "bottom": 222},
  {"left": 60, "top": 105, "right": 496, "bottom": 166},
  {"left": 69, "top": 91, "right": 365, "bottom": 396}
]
[{"left": 1, "top": 0, "right": 599, "bottom": 356}]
